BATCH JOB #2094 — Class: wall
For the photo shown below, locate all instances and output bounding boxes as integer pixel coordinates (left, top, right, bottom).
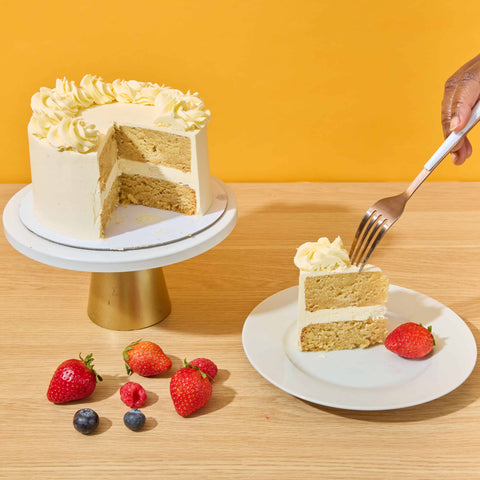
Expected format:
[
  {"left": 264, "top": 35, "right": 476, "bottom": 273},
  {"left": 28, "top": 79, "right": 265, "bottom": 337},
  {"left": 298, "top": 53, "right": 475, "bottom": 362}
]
[{"left": 2, "top": 0, "right": 480, "bottom": 183}]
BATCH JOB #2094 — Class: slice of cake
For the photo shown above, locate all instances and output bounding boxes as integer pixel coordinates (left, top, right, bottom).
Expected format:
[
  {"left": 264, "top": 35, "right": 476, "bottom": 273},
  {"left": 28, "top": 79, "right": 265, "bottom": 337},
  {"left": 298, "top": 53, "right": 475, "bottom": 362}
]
[
  {"left": 294, "top": 236, "right": 389, "bottom": 352},
  {"left": 28, "top": 75, "right": 212, "bottom": 240}
]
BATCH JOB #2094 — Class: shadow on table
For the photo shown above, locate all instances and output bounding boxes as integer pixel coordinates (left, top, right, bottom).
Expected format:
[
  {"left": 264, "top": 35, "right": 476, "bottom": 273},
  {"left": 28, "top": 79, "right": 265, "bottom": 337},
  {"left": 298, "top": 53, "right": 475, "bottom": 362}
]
[
  {"left": 306, "top": 375, "right": 479, "bottom": 423},
  {"left": 189, "top": 368, "right": 236, "bottom": 417},
  {"left": 93, "top": 417, "right": 113, "bottom": 435}
]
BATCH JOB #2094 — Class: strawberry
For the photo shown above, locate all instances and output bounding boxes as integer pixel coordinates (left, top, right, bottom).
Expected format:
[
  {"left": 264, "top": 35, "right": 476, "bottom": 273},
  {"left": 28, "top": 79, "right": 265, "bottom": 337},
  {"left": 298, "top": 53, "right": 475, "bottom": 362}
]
[
  {"left": 385, "top": 322, "right": 435, "bottom": 358},
  {"left": 170, "top": 361, "right": 213, "bottom": 417},
  {"left": 188, "top": 358, "right": 218, "bottom": 381},
  {"left": 47, "top": 353, "right": 102, "bottom": 403},
  {"left": 123, "top": 340, "right": 172, "bottom": 376}
]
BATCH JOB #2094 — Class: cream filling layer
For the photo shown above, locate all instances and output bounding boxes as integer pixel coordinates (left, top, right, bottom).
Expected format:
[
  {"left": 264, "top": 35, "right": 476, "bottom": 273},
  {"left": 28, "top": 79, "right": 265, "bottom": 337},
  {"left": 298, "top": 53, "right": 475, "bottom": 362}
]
[
  {"left": 95, "top": 157, "right": 199, "bottom": 224},
  {"left": 297, "top": 305, "right": 387, "bottom": 333},
  {"left": 118, "top": 158, "right": 196, "bottom": 188}
]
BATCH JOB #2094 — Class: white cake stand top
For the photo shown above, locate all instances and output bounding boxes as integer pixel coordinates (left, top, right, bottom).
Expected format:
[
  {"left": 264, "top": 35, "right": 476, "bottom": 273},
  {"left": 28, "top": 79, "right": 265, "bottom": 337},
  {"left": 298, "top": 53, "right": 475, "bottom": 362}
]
[{"left": 3, "top": 177, "right": 237, "bottom": 273}]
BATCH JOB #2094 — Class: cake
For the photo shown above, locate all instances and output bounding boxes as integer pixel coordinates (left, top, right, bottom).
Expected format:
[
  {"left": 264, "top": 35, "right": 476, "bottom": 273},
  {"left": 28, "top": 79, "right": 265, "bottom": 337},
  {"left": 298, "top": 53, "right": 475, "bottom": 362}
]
[
  {"left": 28, "top": 75, "right": 213, "bottom": 240},
  {"left": 294, "top": 237, "right": 389, "bottom": 352}
]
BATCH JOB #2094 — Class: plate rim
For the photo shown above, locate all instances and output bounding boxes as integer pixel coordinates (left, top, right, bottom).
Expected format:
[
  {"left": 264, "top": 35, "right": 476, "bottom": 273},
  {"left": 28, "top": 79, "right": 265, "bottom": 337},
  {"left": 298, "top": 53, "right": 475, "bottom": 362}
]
[{"left": 242, "top": 284, "right": 478, "bottom": 411}]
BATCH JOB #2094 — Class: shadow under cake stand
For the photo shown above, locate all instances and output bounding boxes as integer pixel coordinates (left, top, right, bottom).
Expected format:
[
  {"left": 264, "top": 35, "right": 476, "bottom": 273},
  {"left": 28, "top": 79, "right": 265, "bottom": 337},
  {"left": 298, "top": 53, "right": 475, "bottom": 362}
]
[{"left": 3, "top": 177, "right": 237, "bottom": 330}]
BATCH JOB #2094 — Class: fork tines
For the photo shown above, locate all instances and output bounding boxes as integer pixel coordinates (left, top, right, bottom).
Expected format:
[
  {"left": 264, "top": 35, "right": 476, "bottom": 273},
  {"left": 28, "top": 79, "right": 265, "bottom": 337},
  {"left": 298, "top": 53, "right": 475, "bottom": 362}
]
[{"left": 349, "top": 208, "right": 391, "bottom": 270}]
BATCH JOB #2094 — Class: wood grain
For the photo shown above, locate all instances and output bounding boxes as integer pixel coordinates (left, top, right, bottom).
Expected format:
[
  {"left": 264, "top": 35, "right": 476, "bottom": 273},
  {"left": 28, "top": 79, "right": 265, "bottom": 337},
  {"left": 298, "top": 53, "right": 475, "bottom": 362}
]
[{"left": 1, "top": 182, "right": 480, "bottom": 480}]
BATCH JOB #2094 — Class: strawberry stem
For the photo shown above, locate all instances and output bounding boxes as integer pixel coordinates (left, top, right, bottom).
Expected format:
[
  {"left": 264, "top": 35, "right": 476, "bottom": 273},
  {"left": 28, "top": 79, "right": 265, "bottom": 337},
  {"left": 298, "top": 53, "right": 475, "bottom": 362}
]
[
  {"left": 184, "top": 358, "right": 212, "bottom": 381},
  {"left": 122, "top": 339, "right": 142, "bottom": 376},
  {"left": 79, "top": 353, "right": 103, "bottom": 382},
  {"left": 419, "top": 323, "right": 436, "bottom": 347}
]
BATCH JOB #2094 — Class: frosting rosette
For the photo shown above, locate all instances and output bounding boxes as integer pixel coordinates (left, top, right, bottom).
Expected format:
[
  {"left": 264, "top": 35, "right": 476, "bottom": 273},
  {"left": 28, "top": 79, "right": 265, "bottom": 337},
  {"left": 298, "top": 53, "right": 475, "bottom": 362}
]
[
  {"left": 111, "top": 79, "right": 163, "bottom": 104},
  {"left": 134, "top": 83, "right": 164, "bottom": 106},
  {"left": 31, "top": 87, "right": 79, "bottom": 119},
  {"left": 79, "top": 75, "right": 115, "bottom": 105},
  {"left": 46, "top": 117, "right": 99, "bottom": 153},
  {"left": 154, "top": 88, "right": 211, "bottom": 131},
  {"left": 294, "top": 237, "right": 352, "bottom": 272},
  {"left": 29, "top": 113, "right": 61, "bottom": 138},
  {"left": 55, "top": 78, "right": 94, "bottom": 109}
]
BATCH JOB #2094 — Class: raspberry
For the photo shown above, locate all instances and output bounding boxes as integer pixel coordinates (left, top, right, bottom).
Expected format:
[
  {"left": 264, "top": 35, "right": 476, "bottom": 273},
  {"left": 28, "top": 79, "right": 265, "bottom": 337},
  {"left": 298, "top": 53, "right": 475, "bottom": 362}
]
[
  {"left": 188, "top": 358, "right": 218, "bottom": 380},
  {"left": 120, "top": 382, "right": 147, "bottom": 408}
]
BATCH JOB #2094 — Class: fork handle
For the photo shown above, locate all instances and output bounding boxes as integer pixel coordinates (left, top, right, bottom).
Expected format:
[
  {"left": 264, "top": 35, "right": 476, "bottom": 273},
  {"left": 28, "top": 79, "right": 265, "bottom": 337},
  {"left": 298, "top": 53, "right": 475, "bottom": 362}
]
[{"left": 424, "top": 100, "right": 480, "bottom": 171}]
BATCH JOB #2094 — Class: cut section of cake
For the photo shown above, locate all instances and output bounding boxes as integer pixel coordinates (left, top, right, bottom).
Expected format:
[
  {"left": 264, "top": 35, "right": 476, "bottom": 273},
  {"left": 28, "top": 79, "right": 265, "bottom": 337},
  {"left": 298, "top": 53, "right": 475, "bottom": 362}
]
[
  {"left": 294, "top": 236, "right": 389, "bottom": 352},
  {"left": 28, "top": 76, "right": 212, "bottom": 240}
]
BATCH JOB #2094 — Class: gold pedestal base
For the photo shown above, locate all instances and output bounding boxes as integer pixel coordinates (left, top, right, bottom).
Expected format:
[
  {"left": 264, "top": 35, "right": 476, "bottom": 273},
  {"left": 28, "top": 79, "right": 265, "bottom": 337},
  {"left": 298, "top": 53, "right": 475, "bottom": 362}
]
[{"left": 87, "top": 268, "right": 171, "bottom": 330}]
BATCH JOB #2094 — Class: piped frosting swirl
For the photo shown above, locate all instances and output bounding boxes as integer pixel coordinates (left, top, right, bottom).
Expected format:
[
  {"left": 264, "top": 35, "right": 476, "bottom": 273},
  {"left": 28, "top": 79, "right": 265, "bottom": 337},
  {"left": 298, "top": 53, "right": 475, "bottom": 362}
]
[
  {"left": 294, "top": 237, "right": 352, "bottom": 272},
  {"left": 79, "top": 75, "right": 116, "bottom": 105},
  {"left": 154, "top": 88, "right": 211, "bottom": 131},
  {"left": 46, "top": 117, "right": 99, "bottom": 153}
]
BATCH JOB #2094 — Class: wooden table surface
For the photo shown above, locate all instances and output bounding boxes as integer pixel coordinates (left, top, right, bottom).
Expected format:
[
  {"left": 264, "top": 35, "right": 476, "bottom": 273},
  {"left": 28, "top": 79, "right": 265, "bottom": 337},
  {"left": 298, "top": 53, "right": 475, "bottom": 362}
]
[{"left": 1, "top": 182, "right": 480, "bottom": 480}]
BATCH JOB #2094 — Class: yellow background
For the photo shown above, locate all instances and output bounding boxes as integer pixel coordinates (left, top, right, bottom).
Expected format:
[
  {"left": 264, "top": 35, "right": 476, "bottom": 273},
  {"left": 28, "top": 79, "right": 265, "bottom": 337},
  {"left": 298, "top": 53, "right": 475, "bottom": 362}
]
[{"left": 2, "top": 0, "right": 480, "bottom": 183}]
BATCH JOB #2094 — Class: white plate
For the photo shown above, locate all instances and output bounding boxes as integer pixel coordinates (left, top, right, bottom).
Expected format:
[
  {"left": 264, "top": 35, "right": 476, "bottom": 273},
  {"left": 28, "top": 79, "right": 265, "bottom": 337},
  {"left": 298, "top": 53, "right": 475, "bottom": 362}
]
[
  {"left": 19, "top": 177, "right": 227, "bottom": 251},
  {"left": 242, "top": 285, "right": 477, "bottom": 410}
]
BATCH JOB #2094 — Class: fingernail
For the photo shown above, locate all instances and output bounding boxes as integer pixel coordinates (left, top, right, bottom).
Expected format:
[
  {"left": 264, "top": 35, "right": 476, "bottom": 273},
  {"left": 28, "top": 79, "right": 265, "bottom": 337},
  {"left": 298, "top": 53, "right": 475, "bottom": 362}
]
[{"left": 450, "top": 116, "right": 460, "bottom": 131}]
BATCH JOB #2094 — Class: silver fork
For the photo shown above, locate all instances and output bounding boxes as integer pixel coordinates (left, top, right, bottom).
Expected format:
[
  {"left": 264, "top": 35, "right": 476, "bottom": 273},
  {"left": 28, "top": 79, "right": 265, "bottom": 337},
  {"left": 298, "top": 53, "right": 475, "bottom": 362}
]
[{"left": 350, "top": 101, "right": 480, "bottom": 270}]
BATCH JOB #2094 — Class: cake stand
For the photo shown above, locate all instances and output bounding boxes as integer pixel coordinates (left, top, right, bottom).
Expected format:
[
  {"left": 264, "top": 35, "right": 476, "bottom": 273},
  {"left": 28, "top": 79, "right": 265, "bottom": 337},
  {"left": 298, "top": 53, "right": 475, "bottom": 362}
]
[{"left": 3, "top": 178, "right": 237, "bottom": 330}]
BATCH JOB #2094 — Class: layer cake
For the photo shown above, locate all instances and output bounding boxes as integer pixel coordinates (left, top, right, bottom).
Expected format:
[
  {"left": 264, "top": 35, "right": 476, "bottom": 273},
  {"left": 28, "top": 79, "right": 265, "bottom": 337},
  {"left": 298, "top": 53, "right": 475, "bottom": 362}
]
[
  {"left": 294, "top": 237, "right": 389, "bottom": 351},
  {"left": 28, "top": 75, "right": 212, "bottom": 240}
]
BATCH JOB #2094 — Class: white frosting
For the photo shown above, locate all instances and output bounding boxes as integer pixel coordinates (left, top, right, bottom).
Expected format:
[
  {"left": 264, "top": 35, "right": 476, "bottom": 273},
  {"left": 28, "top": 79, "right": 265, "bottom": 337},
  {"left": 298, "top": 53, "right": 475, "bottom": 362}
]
[
  {"left": 294, "top": 236, "right": 379, "bottom": 276},
  {"left": 31, "top": 87, "right": 78, "bottom": 118},
  {"left": 294, "top": 236, "right": 351, "bottom": 272},
  {"left": 55, "top": 78, "right": 94, "bottom": 108},
  {"left": 79, "top": 75, "right": 116, "bottom": 105},
  {"left": 29, "top": 129, "right": 105, "bottom": 239},
  {"left": 135, "top": 85, "right": 164, "bottom": 106},
  {"left": 29, "top": 76, "right": 210, "bottom": 152},
  {"left": 154, "top": 88, "right": 210, "bottom": 131},
  {"left": 30, "top": 113, "right": 60, "bottom": 138},
  {"left": 81, "top": 103, "right": 158, "bottom": 130},
  {"left": 46, "top": 117, "right": 98, "bottom": 153},
  {"left": 111, "top": 79, "right": 159, "bottom": 104}
]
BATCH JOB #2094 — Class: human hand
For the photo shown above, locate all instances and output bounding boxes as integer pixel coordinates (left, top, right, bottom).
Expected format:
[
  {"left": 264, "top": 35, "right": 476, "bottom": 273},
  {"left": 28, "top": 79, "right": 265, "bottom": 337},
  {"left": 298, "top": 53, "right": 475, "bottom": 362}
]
[{"left": 442, "top": 54, "right": 480, "bottom": 165}]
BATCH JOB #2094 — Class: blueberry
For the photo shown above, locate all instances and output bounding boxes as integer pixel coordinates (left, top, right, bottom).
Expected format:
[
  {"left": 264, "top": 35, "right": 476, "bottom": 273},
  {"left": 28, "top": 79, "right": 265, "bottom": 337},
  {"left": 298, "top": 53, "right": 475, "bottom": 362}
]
[
  {"left": 73, "top": 408, "right": 99, "bottom": 435},
  {"left": 123, "top": 409, "right": 146, "bottom": 431}
]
